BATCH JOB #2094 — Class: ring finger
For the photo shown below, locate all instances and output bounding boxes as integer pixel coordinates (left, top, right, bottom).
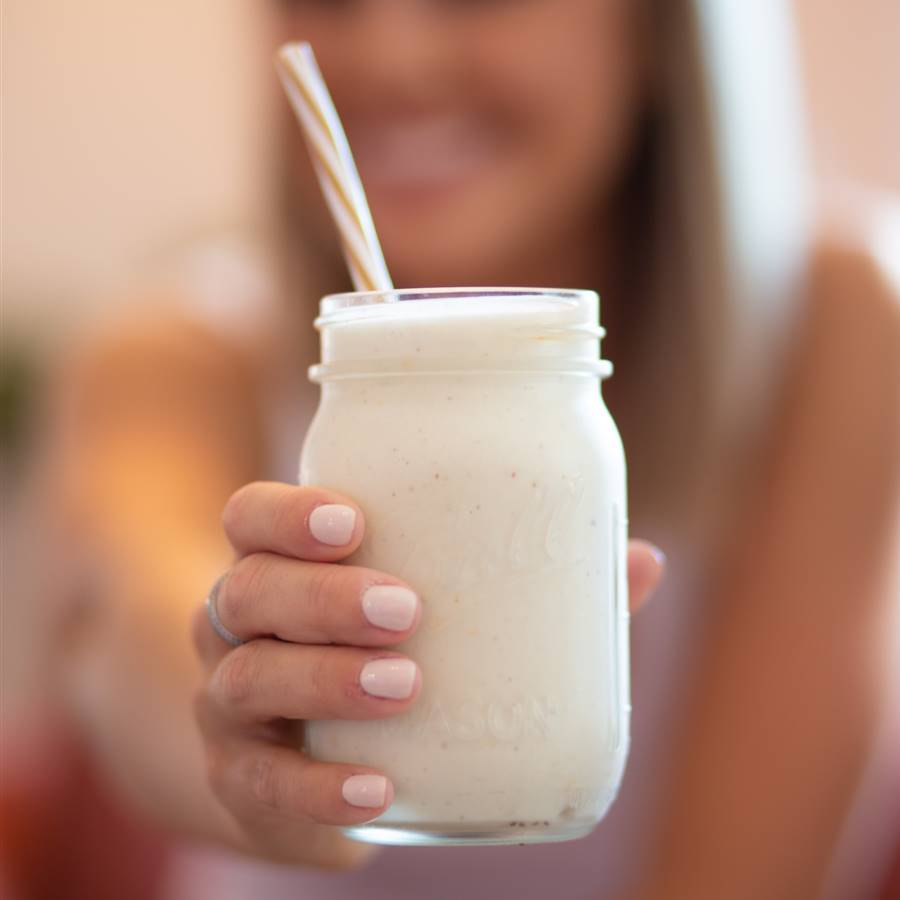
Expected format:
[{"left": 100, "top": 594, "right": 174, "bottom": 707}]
[{"left": 204, "top": 640, "right": 422, "bottom": 725}]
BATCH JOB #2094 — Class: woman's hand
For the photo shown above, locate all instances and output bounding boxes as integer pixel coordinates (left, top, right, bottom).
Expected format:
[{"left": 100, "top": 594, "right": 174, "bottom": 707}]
[{"left": 192, "top": 481, "right": 664, "bottom": 865}]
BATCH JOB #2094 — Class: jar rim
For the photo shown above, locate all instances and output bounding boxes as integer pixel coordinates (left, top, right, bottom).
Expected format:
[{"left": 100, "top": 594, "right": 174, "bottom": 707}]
[
  {"left": 312, "top": 287, "right": 609, "bottom": 383},
  {"left": 320, "top": 287, "right": 599, "bottom": 316}
]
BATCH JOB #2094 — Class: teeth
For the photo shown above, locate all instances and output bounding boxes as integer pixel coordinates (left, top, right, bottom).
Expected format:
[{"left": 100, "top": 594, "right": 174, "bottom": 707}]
[{"left": 351, "top": 118, "right": 495, "bottom": 189}]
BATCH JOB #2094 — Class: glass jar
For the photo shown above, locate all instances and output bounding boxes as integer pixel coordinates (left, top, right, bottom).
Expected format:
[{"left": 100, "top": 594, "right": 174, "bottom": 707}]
[{"left": 300, "top": 288, "right": 629, "bottom": 846}]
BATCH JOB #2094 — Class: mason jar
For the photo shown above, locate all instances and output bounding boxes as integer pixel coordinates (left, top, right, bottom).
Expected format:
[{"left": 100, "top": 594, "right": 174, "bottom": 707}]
[{"left": 300, "top": 288, "right": 629, "bottom": 846}]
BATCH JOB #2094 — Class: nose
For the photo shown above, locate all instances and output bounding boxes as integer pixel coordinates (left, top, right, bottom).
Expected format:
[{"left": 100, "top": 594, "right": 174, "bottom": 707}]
[{"left": 334, "top": 0, "right": 462, "bottom": 107}]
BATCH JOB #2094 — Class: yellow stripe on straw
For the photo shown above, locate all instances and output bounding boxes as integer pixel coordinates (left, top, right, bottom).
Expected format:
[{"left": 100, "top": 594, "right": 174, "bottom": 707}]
[
  {"left": 279, "top": 64, "right": 366, "bottom": 237},
  {"left": 276, "top": 43, "right": 393, "bottom": 294}
]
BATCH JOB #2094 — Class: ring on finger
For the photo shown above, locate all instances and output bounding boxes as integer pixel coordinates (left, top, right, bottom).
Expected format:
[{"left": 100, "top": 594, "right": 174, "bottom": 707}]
[{"left": 206, "top": 574, "right": 244, "bottom": 648}]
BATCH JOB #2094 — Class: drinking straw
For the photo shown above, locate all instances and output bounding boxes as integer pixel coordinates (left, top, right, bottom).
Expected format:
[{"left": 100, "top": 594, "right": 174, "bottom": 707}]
[{"left": 276, "top": 42, "right": 393, "bottom": 293}]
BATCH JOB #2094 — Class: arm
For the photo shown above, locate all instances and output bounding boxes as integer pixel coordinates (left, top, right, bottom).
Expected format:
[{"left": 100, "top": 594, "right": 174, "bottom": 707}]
[
  {"left": 48, "top": 317, "right": 263, "bottom": 841},
  {"left": 47, "top": 313, "right": 669, "bottom": 872},
  {"left": 45, "top": 317, "right": 375, "bottom": 868},
  {"left": 641, "top": 240, "right": 900, "bottom": 900}
]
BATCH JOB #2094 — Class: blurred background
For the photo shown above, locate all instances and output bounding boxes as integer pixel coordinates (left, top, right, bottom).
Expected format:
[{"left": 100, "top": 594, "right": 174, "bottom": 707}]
[
  {"left": 3, "top": 0, "right": 899, "bottom": 346},
  {"left": 1, "top": 1, "right": 899, "bottom": 898},
  {"left": 2, "top": 0, "right": 277, "bottom": 732},
  {"left": 10, "top": 0, "right": 897, "bottom": 696}
]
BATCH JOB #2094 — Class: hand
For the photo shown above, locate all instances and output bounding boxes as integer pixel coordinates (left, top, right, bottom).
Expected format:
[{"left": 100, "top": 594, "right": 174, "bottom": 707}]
[{"left": 192, "top": 481, "right": 664, "bottom": 866}]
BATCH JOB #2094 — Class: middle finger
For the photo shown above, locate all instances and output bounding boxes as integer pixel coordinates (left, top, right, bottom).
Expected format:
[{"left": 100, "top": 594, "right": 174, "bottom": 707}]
[{"left": 214, "top": 553, "right": 421, "bottom": 649}]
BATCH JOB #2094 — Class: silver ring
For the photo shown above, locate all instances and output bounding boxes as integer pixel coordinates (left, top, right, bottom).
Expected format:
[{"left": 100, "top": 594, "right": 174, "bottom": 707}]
[{"left": 205, "top": 575, "right": 243, "bottom": 648}]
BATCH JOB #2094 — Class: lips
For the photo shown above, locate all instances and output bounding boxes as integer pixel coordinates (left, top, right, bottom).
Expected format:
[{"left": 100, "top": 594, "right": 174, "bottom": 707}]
[{"left": 346, "top": 115, "right": 503, "bottom": 192}]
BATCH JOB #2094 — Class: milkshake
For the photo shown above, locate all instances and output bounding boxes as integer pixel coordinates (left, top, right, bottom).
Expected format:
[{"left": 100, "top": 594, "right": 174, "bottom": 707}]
[{"left": 300, "top": 288, "right": 629, "bottom": 846}]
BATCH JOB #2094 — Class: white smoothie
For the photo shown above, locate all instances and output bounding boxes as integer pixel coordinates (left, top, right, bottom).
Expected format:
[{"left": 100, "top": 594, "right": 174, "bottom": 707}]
[{"left": 300, "top": 290, "right": 629, "bottom": 845}]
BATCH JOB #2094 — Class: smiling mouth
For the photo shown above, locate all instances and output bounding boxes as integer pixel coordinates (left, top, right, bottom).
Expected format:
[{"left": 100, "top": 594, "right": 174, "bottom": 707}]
[{"left": 347, "top": 115, "right": 503, "bottom": 194}]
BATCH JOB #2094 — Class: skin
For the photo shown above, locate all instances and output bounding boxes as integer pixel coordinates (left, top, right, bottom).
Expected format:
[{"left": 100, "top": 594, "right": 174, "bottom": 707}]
[
  {"left": 192, "top": 484, "right": 662, "bottom": 864},
  {"left": 49, "top": 0, "right": 899, "bottom": 895},
  {"left": 276, "top": 0, "right": 648, "bottom": 287},
  {"left": 50, "top": 322, "right": 661, "bottom": 873}
]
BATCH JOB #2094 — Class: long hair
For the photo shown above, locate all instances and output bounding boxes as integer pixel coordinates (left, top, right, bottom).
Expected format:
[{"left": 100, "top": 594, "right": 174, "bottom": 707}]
[
  {"left": 610, "top": 0, "right": 811, "bottom": 540},
  {"left": 275, "top": 0, "right": 812, "bottom": 542}
]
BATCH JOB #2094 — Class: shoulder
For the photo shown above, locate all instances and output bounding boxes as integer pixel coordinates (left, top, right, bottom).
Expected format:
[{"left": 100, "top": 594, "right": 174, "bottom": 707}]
[
  {"left": 805, "top": 192, "right": 900, "bottom": 345},
  {"left": 770, "top": 199, "right": 900, "bottom": 519},
  {"left": 68, "top": 284, "right": 280, "bottom": 379},
  {"left": 795, "top": 198, "right": 900, "bottom": 404},
  {"left": 64, "top": 231, "right": 287, "bottom": 390},
  {"left": 54, "top": 300, "right": 274, "bottom": 432}
]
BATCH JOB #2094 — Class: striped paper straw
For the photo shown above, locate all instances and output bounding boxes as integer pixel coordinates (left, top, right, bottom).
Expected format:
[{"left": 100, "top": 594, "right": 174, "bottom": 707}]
[{"left": 276, "top": 43, "right": 393, "bottom": 293}]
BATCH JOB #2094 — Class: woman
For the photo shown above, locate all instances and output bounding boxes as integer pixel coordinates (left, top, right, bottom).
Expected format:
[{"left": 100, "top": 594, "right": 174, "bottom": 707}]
[{"left": 39, "top": 0, "right": 900, "bottom": 898}]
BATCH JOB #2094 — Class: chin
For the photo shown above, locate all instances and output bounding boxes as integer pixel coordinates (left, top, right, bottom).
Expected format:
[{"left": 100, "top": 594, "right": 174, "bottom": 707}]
[
  {"left": 381, "top": 237, "right": 502, "bottom": 289},
  {"left": 375, "top": 210, "right": 526, "bottom": 290}
]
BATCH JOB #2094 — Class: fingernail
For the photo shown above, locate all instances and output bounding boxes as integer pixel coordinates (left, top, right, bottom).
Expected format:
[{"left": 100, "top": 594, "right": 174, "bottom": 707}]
[
  {"left": 650, "top": 544, "right": 667, "bottom": 567},
  {"left": 360, "top": 658, "right": 417, "bottom": 700},
  {"left": 309, "top": 504, "right": 356, "bottom": 546},
  {"left": 362, "top": 585, "right": 418, "bottom": 631},
  {"left": 342, "top": 774, "right": 388, "bottom": 808}
]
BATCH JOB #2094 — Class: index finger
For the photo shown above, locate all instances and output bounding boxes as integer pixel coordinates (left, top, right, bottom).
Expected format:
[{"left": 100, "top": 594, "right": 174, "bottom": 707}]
[{"left": 222, "top": 482, "right": 365, "bottom": 562}]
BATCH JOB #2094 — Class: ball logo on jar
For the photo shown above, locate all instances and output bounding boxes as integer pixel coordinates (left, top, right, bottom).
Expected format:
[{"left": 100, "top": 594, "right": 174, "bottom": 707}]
[{"left": 388, "top": 473, "right": 591, "bottom": 603}]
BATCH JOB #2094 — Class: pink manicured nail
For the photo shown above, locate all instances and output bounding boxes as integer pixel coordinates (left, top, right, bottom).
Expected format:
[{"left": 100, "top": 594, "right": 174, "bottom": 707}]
[
  {"left": 309, "top": 504, "right": 356, "bottom": 546},
  {"left": 360, "top": 658, "right": 417, "bottom": 700},
  {"left": 362, "top": 585, "right": 418, "bottom": 631},
  {"left": 342, "top": 774, "right": 388, "bottom": 808}
]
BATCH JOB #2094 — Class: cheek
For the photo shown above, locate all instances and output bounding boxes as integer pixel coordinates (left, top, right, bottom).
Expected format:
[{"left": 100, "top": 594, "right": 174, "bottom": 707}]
[
  {"left": 403, "top": 4, "right": 645, "bottom": 272},
  {"left": 498, "top": 5, "right": 646, "bottom": 211}
]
